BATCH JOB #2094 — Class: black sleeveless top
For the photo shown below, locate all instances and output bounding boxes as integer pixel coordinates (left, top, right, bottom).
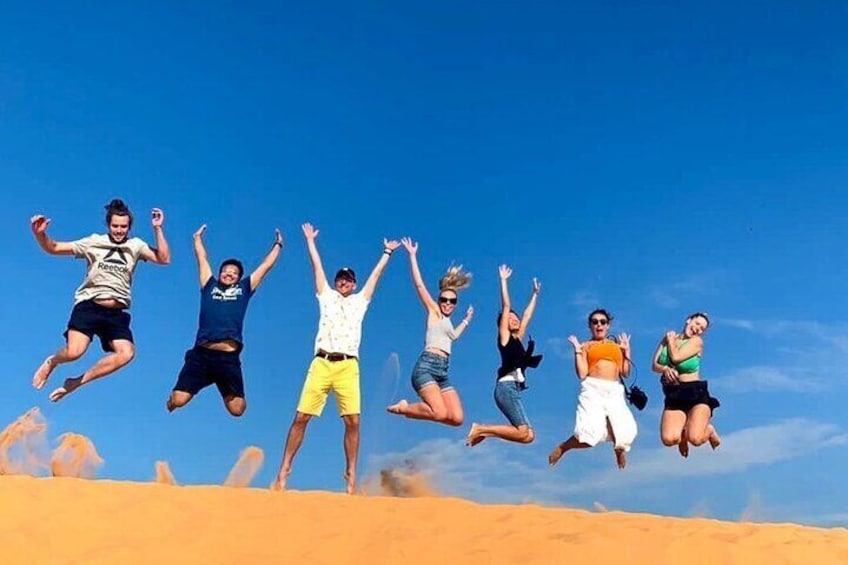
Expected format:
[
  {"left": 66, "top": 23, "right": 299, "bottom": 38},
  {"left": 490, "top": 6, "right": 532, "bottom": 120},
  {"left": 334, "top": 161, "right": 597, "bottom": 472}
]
[{"left": 497, "top": 335, "right": 543, "bottom": 385}]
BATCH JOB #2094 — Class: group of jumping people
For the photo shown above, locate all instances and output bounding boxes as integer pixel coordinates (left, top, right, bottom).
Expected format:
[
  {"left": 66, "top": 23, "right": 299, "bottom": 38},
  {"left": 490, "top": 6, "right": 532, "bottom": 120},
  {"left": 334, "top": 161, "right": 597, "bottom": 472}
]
[{"left": 28, "top": 199, "right": 721, "bottom": 494}]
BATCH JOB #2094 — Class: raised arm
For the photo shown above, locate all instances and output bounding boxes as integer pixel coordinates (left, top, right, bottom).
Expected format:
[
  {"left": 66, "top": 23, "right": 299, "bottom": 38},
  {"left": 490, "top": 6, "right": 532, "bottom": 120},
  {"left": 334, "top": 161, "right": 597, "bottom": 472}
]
[
  {"left": 568, "top": 335, "right": 588, "bottom": 379},
  {"left": 139, "top": 208, "right": 171, "bottom": 265},
  {"left": 302, "top": 223, "right": 328, "bottom": 294},
  {"left": 448, "top": 306, "right": 474, "bottom": 340},
  {"left": 192, "top": 224, "right": 213, "bottom": 287},
  {"left": 618, "top": 332, "right": 632, "bottom": 378},
  {"left": 516, "top": 277, "right": 541, "bottom": 341},
  {"left": 401, "top": 237, "right": 438, "bottom": 313},
  {"left": 360, "top": 238, "right": 401, "bottom": 301},
  {"left": 250, "top": 229, "right": 283, "bottom": 290},
  {"left": 665, "top": 331, "right": 703, "bottom": 364},
  {"left": 30, "top": 215, "right": 74, "bottom": 256},
  {"left": 498, "top": 265, "right": 512, "bottom": 346}
]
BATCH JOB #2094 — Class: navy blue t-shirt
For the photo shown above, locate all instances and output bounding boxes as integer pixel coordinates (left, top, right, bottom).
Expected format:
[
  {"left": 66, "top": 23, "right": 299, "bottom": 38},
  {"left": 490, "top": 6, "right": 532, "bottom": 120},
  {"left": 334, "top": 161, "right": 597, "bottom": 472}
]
[{"left": 194, "top": 277, "right": 254, "bottom": 349}]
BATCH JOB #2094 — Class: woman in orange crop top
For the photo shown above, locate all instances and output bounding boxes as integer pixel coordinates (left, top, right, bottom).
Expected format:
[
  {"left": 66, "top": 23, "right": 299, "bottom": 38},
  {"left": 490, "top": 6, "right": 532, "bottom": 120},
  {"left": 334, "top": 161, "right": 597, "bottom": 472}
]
[{"left": 548, "top": 309, "right": 638, "bottom": 470}]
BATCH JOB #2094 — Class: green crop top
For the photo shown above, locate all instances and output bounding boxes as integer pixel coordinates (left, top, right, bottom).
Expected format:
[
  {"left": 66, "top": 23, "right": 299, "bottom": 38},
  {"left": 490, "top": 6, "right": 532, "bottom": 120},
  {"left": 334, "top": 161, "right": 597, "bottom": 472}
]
[{"left": 657, "top": 339, "right": 701, "bottom": 374}]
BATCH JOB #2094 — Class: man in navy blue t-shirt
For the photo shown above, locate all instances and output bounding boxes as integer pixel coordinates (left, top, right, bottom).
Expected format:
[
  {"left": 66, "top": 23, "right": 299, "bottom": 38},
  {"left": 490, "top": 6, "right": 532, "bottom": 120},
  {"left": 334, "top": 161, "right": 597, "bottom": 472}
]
[{"left": 167, "top": 224, "right": 282, "bottom": 416}]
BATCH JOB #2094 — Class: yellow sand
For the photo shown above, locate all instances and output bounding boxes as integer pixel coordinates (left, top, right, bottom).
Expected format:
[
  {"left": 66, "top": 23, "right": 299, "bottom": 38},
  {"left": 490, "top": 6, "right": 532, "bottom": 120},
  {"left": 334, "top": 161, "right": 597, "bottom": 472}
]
[{"left": 1, "top": 475, "right": 847, "bottom": 564}]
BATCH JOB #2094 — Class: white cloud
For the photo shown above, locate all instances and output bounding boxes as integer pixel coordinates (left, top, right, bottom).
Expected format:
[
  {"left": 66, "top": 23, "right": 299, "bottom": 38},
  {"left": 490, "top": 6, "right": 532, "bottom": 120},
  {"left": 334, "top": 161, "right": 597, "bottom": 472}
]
[
  {"left": 648, "top": 273, "right": 721, "bottom": 310},
  {"left": 364, "top": 419, "right": 847, "bottom": 505},
  {"left": 712, "top": 365, "right": 827, "bottom": 393}
]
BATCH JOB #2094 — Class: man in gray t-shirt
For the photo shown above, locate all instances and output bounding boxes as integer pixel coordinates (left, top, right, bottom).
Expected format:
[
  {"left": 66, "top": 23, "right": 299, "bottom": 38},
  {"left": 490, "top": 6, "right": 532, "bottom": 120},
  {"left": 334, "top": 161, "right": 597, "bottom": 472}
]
[{"left": 30, "top": 198, "right": 171, "bottom": 403}]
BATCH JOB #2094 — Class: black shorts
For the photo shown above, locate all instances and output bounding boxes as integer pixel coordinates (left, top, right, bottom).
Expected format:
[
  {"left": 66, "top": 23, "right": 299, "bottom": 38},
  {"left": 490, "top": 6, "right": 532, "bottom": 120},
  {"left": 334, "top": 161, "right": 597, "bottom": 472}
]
[
  {"left": 173, "top": 346, "right": 244, "bottom": 399},
  {"left": 65, "top": 300, "right": 133, "bottom": 352},
  {"left": 663, "top": 380, "right": 720, "bottom": 414}
]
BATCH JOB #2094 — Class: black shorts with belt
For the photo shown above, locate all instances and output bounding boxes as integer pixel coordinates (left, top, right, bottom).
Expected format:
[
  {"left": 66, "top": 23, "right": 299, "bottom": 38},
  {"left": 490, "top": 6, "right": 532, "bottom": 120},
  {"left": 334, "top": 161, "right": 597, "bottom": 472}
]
[{"left": 663, "top": 380, "right": 720, "bottom": 414}]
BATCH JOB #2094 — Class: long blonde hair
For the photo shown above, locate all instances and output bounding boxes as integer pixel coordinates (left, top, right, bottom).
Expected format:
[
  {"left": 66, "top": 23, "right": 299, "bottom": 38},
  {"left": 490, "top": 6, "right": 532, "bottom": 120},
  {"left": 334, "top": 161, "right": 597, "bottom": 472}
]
[{"left": 438, "top": 264, "right": 472, "bottom": 293}]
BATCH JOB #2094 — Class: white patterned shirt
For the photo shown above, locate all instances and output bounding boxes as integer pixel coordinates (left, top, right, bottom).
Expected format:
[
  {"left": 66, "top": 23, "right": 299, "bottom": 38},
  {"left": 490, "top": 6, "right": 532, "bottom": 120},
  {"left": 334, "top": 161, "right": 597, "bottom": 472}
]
[{"left": 313, "top": 283, "right": 370, "bottom": 357}]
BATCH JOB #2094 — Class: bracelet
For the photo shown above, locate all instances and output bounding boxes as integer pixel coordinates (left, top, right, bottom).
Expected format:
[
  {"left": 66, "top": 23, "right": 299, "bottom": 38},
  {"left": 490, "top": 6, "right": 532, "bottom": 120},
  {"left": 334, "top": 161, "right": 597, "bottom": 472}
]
[
  {"left": 273, "top": 242, "right": 282, "bottom": 248},
  {"left": 462, "top": 319, "right": 470, "bottom": 325},
  {"left": 383, "top": 249, "right": 393, "bottom": 255}
]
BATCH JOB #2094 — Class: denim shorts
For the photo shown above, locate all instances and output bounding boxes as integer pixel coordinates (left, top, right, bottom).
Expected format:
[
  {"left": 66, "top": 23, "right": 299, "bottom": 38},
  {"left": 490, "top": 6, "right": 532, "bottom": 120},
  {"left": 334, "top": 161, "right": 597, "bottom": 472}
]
[
  {"left": 494, "top": 380, "right": 530, "bottom": 427},
  {"left": 410, "top": 351, "right": 453, "bottom": 392}
]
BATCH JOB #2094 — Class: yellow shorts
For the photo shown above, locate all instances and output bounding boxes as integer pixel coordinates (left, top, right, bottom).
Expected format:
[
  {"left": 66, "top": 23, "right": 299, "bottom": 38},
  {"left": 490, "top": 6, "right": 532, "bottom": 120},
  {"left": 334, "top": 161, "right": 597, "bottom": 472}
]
[{"left": 296, "top": 357, "right": 360, "bottom": 416}]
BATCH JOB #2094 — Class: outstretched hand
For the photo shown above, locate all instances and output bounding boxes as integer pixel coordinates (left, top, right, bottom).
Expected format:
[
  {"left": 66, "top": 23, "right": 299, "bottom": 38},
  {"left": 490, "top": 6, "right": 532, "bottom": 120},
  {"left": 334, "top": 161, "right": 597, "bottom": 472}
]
[
  {"left": 274, "top": 228, "right": 283, "bottom": 246},
  {"left": 532, "top": 277, "right": 541, "bottom": 294},
  {"left": 401, "top": 237, "right": 418, "bottom": 254},
  {"left": 499, "top": 264, "right": 512, "bottom": 280},
  {"left": 567, "top": 335, "right": 582, "bottom": 352},
  {"left": 193, "top": 224, "right": 207, "bottom": 239},
  {"left": 302, "top": 223, "right": 319, "bottom": 240},
  {"left": 151, "top": 208, "right": 165, "bottom": 227},
  {"left": 618, "top": 333, "right": 631, "bottom": 352},
  {"left": 465, "top": 305, "right": 474, "bottom": 320},
  {"left": 30, "top": 215, "right": 51, "bottom": 235},
  {"left": 384, "top": 238, "right": 401, "bottom": 252}
]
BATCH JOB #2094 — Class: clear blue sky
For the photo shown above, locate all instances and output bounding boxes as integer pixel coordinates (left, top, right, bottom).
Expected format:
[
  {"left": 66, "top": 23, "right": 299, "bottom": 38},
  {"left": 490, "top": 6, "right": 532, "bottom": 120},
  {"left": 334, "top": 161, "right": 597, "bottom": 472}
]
[{"left": 2, "top": 1, "right": 847, "bottom": 526}]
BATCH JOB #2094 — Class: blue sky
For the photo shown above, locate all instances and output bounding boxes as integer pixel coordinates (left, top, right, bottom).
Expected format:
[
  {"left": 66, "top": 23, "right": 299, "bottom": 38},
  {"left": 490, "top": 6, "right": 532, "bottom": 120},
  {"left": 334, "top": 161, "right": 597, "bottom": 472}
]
[{"left": 2, "top": 1, "right": 848, "bottom": 526}]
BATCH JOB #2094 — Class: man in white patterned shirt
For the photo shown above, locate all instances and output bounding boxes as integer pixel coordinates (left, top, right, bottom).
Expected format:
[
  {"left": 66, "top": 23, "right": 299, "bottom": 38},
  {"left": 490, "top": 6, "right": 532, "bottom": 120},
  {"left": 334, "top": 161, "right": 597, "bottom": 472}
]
[{"left": 272, "top": 222, "right": 399, "bottom": 495}]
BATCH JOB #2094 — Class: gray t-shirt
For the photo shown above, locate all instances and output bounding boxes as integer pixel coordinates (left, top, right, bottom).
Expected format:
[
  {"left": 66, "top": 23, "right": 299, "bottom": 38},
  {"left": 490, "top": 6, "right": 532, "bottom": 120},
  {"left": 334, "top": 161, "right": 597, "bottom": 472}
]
[{"left": 71, "top": 234, "right": 151, "bottom": 308}]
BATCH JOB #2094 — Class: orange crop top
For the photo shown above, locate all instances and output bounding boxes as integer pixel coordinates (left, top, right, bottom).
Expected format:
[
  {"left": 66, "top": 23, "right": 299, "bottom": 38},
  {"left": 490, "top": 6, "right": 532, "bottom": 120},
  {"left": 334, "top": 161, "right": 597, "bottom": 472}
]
[{"left": 585, "top": 340, "right": 623, "bottom": 374}]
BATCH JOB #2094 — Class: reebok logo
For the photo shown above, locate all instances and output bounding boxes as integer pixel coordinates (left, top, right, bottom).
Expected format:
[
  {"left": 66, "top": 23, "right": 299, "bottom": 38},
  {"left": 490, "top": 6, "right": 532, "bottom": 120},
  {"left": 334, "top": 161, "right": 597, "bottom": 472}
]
[{"left": 103, "top": 247, "right": 128, "bottom": 265}]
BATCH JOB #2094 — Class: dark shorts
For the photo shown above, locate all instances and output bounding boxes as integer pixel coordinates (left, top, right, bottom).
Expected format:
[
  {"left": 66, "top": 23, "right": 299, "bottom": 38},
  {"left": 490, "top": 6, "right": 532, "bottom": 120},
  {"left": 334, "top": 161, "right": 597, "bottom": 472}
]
[
  {"left": 65, "top": 300, "right": 133, "bottom": 352},
  {"left": 410, "top": 351, "right": 453, "bottom": 393},
  {"left": 494, "top": 380, "right": 530, "bottom": 427},
  {"left": 663, "top": 380, "right": 720, "bottom": 414},
  {"left": 174, "top": 346, "right": 244, "bottom": 399}
]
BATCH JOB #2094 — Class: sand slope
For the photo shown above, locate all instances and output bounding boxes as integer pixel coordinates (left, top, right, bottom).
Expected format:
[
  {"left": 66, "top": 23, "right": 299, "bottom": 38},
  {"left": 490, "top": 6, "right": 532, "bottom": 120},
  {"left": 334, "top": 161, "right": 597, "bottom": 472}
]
[{"left": 2, "top": 476, "right": 847, "bottom": 564}]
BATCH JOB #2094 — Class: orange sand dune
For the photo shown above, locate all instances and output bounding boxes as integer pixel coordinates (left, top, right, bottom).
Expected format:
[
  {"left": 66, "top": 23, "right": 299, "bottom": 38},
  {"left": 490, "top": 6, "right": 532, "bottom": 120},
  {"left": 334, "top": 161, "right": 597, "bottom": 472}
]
[{"left": 1, "top": 476, "right": 847, "bottom": 564}]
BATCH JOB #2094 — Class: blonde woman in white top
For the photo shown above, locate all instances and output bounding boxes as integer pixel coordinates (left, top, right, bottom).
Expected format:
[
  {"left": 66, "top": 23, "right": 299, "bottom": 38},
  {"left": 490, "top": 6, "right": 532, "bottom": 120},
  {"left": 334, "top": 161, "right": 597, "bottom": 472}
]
[{"left": 387, "top": 237, "right": 473, "bottom": 426}]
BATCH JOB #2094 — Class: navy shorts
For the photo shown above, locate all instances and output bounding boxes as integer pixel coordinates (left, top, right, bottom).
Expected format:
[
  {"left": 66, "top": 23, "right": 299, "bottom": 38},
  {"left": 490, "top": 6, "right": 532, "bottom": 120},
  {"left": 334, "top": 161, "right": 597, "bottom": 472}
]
[
  {"left": 494, "top": 380, "right": 530, "bottom": 427},
  {"left": 410, "top": 351, "right": 453, "bottom": 392},
  {"left": 174, "top": 346, "right": 244, "bottom": 399},
  {"left": 65, "top": 300, "right": 133, "bottom": 352}
]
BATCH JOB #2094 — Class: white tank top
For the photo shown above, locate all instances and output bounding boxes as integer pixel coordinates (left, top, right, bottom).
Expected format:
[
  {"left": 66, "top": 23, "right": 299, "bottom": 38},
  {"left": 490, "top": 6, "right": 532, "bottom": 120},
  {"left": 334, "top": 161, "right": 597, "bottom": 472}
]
[{"left": 424, "top": 316, "right": 456, "bottom": 354}]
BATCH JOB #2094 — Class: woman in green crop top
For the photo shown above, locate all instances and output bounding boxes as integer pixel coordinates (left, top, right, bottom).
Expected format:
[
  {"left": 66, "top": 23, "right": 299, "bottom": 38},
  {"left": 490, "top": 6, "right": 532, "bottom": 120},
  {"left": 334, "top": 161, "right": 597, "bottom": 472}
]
[{"left": 652, "top": 312, "right": 721, "bottom": 458}]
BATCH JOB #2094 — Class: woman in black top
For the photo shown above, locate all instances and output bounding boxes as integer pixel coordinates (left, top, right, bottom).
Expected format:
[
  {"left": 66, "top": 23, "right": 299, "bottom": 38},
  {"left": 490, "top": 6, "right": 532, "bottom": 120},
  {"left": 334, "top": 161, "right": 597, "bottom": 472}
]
[{"left": 466, "top": 265, "right": 541, "bottom": 446}]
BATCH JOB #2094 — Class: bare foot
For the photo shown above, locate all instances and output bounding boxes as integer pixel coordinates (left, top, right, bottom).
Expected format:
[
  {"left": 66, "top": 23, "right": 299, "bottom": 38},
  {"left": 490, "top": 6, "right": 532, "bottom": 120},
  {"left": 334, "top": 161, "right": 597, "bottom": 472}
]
[
  {"left": 270, "top": 469, "right": 291, "bottom": 491},
  {"left": 386, "top": 399, "right": 408, "bottom": 415},
  {"left": 49, "top": 376, "right": 82, "bottom": 403},
  {"left": 678, "top": 429, "right": 689, "bottom": 458},
  {"left": 548, "top": 443, "right": 568, "bottom": 466},
  {"left": 166, "top": 398, "right": 175, "bottom": 412},
  {"left": 465, "top": 423, "right": 485, "bottom": 447},
  {"left": 709, "top": 427, "right": 721, "bottom": 450},
  {"left": 615, "top": 449, "right": 627, "bottom": 469},
  {"left": 343, "top": 470, "right": 356, "bottom": 495},
  {"left": 33, "top": 356, "right": 55, "bottom": 390}
]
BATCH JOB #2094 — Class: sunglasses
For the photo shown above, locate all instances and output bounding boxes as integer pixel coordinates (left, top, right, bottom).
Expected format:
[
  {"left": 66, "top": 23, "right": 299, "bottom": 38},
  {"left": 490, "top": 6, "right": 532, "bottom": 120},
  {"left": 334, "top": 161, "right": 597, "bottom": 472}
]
[
  {"left": 438, "top": 296, "right": 458, "bottom": 305},
  {"left": 590, "top": 318, "right": 609, "bottom": 326}
]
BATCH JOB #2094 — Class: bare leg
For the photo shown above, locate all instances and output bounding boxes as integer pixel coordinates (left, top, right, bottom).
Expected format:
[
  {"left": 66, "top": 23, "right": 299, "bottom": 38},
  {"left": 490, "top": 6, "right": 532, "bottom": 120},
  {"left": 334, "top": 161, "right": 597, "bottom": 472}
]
[
  {"left": 660, "top": 409, "right": 688, "bottom": 457},
  {"left": 685, "top": 405, "right": 718, "bottom": 449},
  {"left": 271, "top": 412, "right": 312, "bottom": 491},
  {"left": 49, "top": 339, "right": 135, "bottom": 402},
  {"left": 466, "top": 422, "right": 534, "bottom": 446},
  {"left": 224, "top": 396, "right": 246, "bottom": 417},
  {"left": 342, "top": 414, "right": 360, "bottom": 495},
  {"left": 440, "top": 389, "right": 464, "bottom": 427},
  {"left": 167, "top": 391, "right": 194, "bottom": 412},
  {"left": 548, "top": 435, "right": 592, "bottom": 466},
  {"left": 388, "top": 384, "right": 448, "bottom": 422},
  {"left": 33, "top": 330, "right": 91, "bottom": 390}
]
